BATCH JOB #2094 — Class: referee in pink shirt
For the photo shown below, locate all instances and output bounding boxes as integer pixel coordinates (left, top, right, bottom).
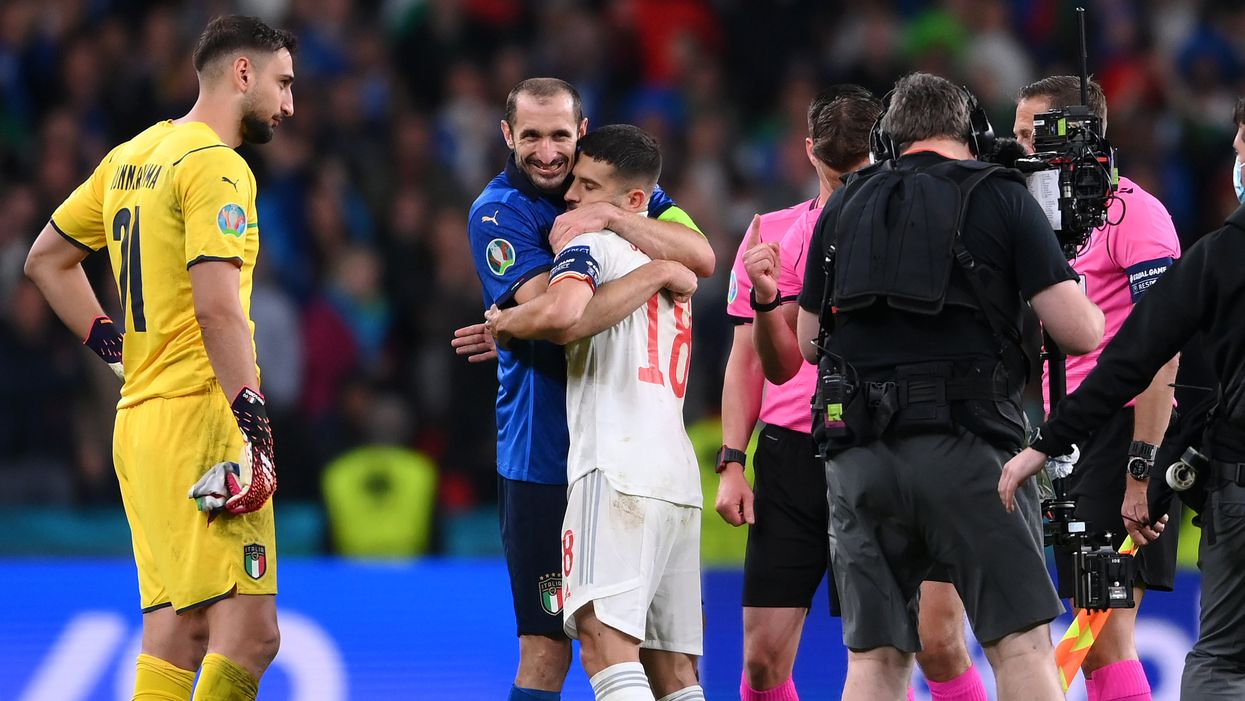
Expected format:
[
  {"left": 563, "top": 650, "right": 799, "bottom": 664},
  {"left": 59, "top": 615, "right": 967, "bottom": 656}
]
[{"left": 1013, "top": 76, "right": 1182, "bottom": 701}]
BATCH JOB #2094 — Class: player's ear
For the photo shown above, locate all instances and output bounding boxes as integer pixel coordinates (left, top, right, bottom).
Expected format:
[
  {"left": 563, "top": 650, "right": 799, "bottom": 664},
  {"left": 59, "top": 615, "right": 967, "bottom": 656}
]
[
  {"left": 626, "top": 187, "right": 646, "bottom": 211},
  {"left": 578, "top": 118, "right": 588, "bottom": 139},
  {"left": 500, "top": 120, "right": 514, "bottom": 150},
  {"left": 805, "top": 137, "right": 817, "bottom": 168},
  {"left": 233, "top": 56, "right": 252, "bottom": 91}
]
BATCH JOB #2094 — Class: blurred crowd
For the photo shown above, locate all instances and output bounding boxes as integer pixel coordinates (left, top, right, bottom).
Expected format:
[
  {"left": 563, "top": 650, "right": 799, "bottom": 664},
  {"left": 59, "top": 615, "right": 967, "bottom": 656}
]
[{"left": 2, "top": 0, "right": 1243, "bottom": 541}]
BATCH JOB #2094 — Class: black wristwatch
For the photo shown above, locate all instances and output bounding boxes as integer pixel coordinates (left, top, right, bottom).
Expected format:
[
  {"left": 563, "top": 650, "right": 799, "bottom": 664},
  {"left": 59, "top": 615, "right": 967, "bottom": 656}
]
[
  {"left": 1127, "top": 440, "right": 1157, "bottom": 481},
  {"left": 750, "top": 288, "right": 781, "bottom": 313},
  {"left": 715, "top": 445, "right": 747, "bottom": 474}
]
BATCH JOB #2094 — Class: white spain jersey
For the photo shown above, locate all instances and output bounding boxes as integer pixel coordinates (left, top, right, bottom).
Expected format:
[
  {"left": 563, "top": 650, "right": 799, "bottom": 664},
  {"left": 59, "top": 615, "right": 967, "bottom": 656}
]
[{"left": 549, "top": 230, "right": 700, "bottom": 507}]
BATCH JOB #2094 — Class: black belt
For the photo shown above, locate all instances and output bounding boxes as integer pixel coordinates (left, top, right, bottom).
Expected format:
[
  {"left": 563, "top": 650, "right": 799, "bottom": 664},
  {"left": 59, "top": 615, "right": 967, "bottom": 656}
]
[
  {"left": 1212, "top": 460, "right": 1245, "bottom": 486},
  {"left": 867, "top": 376, "right": 1002, "bottom": 408}
]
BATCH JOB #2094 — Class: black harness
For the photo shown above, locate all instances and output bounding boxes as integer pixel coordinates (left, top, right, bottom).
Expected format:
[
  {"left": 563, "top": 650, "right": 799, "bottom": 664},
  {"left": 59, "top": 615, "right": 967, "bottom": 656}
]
[{"left": 814, "top": 158, "right": 1030, "bottom": 453}]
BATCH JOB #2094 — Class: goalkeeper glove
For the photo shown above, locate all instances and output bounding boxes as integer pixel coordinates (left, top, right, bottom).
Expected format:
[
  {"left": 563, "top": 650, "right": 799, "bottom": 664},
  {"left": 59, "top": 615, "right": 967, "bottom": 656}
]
[
  {"left": 188, "top": 387, "right": 277, "bottom": 514},
  {"left": 84, "top": 315, "right": 124, "bottom": 380}
]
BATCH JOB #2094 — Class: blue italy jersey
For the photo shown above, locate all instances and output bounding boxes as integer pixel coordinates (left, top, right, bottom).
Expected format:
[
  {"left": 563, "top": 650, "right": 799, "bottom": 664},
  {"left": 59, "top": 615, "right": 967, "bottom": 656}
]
[{"left": 467, "top": 155, "right": 676, "bottom": 484}]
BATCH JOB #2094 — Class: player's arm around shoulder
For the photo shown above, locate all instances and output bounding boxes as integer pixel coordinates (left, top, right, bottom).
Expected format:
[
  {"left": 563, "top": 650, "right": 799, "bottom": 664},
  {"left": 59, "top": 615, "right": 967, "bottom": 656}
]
[
  {"left": 485, "top": 232, "right": 621, "bottom": 345},
  {"left": 615, "top": 203, "right": 715, "bottom": 277},
  {"left": 550, "top": 196, "right": 715, "bottom": 277},
  {"left": 565, "top": 232, "right": 698, "bottom": 342}
]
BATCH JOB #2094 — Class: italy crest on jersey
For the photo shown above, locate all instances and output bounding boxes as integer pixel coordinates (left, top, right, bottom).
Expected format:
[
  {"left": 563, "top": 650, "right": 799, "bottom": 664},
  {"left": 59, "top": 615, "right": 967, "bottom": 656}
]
[
  {"left": 487, "top": 238, "right": 516, "bottom": 276},
  {"left": 244, "top": 543, "right": 267, "bottom": 579},
  {"left": 537, "top": 571, "right": 563, "bottom": 615}
]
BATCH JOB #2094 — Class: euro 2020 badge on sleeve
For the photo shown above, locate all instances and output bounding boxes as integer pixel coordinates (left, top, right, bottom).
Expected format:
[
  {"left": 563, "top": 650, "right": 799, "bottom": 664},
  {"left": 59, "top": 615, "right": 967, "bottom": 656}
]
[{"left": 487, "top": 238, "right": 516, "bottom": 276}]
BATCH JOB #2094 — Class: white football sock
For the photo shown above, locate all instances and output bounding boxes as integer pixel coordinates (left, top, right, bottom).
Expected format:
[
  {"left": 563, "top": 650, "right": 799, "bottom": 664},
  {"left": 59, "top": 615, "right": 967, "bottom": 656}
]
[
  {"left": 657, "top": 685, "right": 705, "bottom": 701},
  {"left": 589, "top": 662, "right": 655, "bottom": 701}
]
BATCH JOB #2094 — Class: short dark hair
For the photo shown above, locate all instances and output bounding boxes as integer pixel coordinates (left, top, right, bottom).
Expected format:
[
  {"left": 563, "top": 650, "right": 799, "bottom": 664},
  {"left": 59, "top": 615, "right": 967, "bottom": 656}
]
[
  {"left": 809, "top": 85, "right": 881, "bottom": 172},
  {"left": 1017, "top": 75, "right": 1107, "bottom": 123},
  {"left": 881, "top": 73, "right": 971, "bottom": 148},
  {"left": 1234, "top": 97, "right": 1245, "bottom": 127},
  {"left": 192, "top": 16, "right": 297, "bottom": 74},
  {"left": 577, "top": 124, "right": 661, "bottom": 191},
  {"left": 807, "top": 90, "right": 839, "bottom": 135},
  {"left": 505, "top": 78, "right": 583, "bottom": 127}
]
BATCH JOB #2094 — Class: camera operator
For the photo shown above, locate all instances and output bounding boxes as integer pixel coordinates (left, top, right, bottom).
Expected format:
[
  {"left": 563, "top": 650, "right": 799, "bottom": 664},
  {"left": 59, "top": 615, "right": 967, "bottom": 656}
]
[
  {"left": 1013, "top": 76, "right": 1182, "bottom": 701},
  {"left": 793, "top": 72, "right": 1103, "bottom": 701}
]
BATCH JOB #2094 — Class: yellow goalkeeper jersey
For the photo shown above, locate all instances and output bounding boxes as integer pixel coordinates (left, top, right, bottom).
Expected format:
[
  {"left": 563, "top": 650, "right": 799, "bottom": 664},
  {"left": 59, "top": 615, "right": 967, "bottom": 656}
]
[{"left": 52, "top": 120, "right": 260, "bottom": 409}]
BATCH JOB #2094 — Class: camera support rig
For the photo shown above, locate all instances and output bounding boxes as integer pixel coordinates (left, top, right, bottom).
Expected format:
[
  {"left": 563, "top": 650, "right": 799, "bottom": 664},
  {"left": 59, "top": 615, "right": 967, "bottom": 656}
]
[
  {"left": 1037, "top": 8, "right": 1136, "bottom": 613},
  {"left": 1043, "top": 334, "right": 1137, "bottom": 612}
]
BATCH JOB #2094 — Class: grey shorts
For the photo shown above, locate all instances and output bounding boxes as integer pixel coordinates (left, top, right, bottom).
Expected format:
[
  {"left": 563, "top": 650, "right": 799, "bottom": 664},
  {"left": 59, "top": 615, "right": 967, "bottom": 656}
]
[{"left": 826, "top": 428, "right": 1064, "bottom": 652}]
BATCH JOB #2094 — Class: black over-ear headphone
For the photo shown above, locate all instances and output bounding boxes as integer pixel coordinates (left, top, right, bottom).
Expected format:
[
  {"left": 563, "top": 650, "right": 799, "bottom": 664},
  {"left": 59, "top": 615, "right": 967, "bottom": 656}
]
[
  {"left": 963, "top": 86, "right": 995, "bottom": 158},
  {"left": 869, "top": 84, "right": 995, "bottom": 162},
  {"left": 868, "top": 89, "right": 896, "bottom": 164}
]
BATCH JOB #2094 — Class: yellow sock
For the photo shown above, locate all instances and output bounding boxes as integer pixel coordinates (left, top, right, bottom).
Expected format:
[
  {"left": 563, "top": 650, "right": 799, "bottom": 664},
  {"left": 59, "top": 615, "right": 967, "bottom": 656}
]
[
  {"left": 133, "top": 653, "right": 195, "bottom": 701},
  {"left": 191, "top": 653, "right": 259, "bottom": 701}
]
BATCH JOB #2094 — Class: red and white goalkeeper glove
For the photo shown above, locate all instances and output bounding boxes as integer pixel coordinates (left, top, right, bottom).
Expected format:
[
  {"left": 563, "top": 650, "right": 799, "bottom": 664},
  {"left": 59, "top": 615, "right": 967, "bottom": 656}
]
[
  {"left": 84, "top": 315, "right": 124, "bottom": 380},
  {"left": 188, "top": 387, "right": 277, "bottom": 514}
]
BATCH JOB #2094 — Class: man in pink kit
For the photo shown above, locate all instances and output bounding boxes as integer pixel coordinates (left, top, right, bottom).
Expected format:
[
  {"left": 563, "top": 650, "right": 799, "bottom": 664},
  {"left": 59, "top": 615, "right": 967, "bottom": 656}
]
[
  {"left": 1014, "top": 76, "right": 1182, "bottom": 701},
  {"left": 716, "top": 85, "right": 991, "bottom": 701}
]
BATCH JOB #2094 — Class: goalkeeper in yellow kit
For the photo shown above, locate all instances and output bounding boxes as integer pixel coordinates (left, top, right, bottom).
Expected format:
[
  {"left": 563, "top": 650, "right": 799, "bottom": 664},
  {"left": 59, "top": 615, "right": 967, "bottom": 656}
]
[{"left": 23, "top": 16, "right": 295, "bottom": 701}]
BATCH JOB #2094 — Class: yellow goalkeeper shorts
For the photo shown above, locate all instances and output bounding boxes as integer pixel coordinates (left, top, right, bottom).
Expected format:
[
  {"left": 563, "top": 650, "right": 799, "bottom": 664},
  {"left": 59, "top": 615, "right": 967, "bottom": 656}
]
[{"left": 113, "top": 381, "right": 277, "bottom": 613}]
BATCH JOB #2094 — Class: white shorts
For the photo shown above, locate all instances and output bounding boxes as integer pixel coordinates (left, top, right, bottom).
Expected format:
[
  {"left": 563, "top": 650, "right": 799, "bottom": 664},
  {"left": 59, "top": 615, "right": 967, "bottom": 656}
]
[{"left": 562, "top": 470, "right": 703, "bottom": 655}]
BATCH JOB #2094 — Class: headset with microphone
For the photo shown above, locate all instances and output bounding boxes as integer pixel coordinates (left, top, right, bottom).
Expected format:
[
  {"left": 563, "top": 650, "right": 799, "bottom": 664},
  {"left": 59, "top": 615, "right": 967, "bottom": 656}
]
[{"left": 869, "top": 85, "right": 995, "bottom": 163}]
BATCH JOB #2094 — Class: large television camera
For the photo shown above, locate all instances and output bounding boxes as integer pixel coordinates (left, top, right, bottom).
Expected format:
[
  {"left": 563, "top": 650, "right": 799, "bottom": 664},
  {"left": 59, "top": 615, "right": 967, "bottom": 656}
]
[
  {"left": 988, "top": 7, "right": 1118, "bottom": 259},
  {"left": 1012, "top": 106, "right": 1117, "bottom": 258}
]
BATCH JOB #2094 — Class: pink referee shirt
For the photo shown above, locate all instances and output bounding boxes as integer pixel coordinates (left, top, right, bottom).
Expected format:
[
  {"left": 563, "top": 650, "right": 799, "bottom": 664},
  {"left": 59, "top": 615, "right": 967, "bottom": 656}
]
[
  {"left": 726, "top": 198, "right": 820, "bottom": 433},
  {"left": 1042, "top": 177, "right": 1180, "bottom": 411}
]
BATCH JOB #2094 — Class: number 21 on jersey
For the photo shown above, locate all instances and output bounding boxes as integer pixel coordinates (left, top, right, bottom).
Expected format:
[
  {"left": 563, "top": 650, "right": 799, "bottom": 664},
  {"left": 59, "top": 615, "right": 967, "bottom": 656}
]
[
  {"left": 637, "top": 294, "right": 692, "bottom": 398},
  {"left": 112, "top": 206, "right": 146, "bottom": 332}
]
